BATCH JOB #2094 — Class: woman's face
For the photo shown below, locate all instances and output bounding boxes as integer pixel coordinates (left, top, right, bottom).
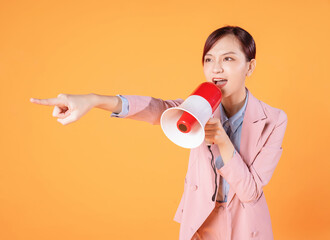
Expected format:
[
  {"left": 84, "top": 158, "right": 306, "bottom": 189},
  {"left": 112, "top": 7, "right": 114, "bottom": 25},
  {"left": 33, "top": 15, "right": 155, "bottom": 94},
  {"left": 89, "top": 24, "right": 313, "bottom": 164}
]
[{"left": 203, "top": 34, "right": 256, "bottom": 101}]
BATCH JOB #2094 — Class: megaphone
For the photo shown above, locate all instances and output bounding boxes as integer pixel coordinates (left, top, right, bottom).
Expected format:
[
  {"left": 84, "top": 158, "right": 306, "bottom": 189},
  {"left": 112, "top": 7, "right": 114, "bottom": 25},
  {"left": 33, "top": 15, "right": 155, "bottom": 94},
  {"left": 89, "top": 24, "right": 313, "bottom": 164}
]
[{"left": 160, "top": 82, "right": 222, "bottom": 149}]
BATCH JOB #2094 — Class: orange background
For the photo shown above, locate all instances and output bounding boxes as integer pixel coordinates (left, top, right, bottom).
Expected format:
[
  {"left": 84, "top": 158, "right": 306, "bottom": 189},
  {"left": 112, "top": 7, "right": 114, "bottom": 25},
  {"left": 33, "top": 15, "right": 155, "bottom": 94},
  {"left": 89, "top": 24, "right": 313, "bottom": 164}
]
[{"left": 1, "top": 0, "right": 329, "bottom": 239}]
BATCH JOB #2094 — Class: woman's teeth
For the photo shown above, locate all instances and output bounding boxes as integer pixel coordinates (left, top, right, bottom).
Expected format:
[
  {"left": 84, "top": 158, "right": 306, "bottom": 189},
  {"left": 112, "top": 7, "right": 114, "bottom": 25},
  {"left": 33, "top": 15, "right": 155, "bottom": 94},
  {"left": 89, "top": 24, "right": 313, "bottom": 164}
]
[{"left": 214, "top": 79, "right": 227, "bottom": 85}]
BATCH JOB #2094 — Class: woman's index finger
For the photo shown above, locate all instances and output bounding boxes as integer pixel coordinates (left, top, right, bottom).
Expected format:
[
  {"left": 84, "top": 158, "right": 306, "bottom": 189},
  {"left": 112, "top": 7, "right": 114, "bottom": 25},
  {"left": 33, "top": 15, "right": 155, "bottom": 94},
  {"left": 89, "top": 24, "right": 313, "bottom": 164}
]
[{"left": 30, "top": 97, "right": 65, "bottom": 106}]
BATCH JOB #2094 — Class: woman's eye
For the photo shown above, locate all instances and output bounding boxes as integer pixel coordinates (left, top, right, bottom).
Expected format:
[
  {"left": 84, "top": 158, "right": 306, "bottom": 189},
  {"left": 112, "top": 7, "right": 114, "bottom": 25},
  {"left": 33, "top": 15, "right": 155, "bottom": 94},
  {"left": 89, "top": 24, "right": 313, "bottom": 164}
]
[
  {"left": 204, "top": 57, "right": 233, "bottom": 62},
  {"left": 224, "top": 57, "right": 233, "bottom": 61}
]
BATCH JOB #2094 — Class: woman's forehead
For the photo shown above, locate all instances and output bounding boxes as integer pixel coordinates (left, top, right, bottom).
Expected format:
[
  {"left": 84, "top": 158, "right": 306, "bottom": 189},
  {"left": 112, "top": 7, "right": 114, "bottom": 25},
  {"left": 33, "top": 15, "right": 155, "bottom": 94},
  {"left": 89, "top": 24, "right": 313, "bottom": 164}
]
[{"left": 208, "top": 35, "right": 244, "bottom": 55}]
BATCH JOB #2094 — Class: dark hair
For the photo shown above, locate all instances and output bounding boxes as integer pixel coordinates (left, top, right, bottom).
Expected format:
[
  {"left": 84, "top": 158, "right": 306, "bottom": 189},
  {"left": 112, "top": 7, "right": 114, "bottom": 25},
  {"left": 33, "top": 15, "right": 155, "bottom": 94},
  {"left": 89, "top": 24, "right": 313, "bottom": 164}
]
[{"left": 202, "top": 25, "right": 256, "bottom": 65}]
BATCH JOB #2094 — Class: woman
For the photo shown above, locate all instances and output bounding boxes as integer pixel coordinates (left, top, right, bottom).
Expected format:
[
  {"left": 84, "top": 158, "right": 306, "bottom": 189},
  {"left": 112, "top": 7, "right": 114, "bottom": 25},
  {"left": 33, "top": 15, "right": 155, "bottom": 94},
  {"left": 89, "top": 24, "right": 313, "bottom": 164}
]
[{"left": 30, "top": 25, "right": 288, "bottom": 240}]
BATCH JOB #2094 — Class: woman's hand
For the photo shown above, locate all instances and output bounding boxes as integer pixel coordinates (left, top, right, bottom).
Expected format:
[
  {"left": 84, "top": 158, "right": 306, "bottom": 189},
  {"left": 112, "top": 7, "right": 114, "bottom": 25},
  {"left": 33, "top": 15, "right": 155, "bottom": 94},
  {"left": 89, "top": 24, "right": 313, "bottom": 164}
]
[
  {"left": 205, "top": 117, "right": 236, "bottom": 164},
  {"left": 30, "top": 93, "right": 97, "bottom": 125},
  {"left": 204, "top": 117, "right": 229, "bottom": 146}
]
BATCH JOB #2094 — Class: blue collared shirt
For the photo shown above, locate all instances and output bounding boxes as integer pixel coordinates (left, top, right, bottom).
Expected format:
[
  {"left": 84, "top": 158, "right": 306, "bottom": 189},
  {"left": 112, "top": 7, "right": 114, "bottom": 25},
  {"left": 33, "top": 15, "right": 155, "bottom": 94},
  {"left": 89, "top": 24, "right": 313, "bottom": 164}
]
[{"left": 111, "top": 89, "right": 249, "bottom": 203}]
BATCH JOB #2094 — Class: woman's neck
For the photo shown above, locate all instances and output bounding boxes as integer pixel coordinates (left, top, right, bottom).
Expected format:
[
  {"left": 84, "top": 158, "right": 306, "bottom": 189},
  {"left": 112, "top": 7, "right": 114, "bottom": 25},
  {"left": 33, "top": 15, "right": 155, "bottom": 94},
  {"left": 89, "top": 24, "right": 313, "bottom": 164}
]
[{"left": 222, "top": 88, "right": 247, "bottom": 118}]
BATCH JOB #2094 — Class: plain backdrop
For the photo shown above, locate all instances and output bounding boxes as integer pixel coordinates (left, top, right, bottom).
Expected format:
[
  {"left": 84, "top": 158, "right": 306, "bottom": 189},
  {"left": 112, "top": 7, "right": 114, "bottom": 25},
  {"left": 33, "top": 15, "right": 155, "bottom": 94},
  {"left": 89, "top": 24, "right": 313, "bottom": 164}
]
[{"left": 0, "top": 0, "right": 329, "bottom": 239}]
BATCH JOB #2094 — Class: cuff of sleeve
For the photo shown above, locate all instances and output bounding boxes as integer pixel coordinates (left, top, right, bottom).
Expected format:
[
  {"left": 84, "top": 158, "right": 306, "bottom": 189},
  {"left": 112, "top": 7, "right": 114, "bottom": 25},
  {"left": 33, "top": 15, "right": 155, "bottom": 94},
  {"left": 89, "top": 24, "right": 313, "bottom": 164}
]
[{"left": 110, "top": 94, "right": 129, "bottom": 118}]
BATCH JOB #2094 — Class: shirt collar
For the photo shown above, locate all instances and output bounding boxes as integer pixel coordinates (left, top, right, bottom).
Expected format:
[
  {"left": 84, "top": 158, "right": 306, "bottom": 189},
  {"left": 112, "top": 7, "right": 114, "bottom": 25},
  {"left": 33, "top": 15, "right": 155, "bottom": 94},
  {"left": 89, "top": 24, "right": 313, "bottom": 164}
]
[{"left": 219, "top": 88, "right": 249, "bottom": 134}]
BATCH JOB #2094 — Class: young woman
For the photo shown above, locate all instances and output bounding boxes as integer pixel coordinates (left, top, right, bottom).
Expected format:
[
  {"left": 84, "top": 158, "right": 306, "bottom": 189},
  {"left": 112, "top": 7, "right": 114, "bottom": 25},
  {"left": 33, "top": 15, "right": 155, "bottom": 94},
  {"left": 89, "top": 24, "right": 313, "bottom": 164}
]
[{"left": 30, "top": 26, "right": 288, "bottom": 240}]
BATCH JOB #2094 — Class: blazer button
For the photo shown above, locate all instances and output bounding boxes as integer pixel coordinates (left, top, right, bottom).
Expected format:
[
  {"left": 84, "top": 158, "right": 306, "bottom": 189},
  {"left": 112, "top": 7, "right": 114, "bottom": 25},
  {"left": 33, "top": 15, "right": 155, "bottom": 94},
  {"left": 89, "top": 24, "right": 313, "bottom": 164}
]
[
  {"left": 190, "top": 185, "right": 198, "bottom": 191},
  {"left": 251, "top": 231, "right": 258, "bottom": 237},
  {"left": 185, "top": 177, "right": 187, "bottom": 184}
]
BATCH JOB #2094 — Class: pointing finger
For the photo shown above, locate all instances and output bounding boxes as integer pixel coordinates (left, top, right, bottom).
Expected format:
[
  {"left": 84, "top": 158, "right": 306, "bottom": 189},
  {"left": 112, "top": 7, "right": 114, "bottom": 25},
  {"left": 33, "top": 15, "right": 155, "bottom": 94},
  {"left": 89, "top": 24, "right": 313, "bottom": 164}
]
[{"left": 30, "top": 97, "right": 66, "bottom": 106}]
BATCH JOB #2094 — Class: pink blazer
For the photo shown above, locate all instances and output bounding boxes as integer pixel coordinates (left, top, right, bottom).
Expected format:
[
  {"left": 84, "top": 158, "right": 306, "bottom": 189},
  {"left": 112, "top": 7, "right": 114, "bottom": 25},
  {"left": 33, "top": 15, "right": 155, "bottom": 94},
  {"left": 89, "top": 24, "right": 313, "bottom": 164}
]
[{"left": 121, "top": 87, "right": 288, "bottom": 240}]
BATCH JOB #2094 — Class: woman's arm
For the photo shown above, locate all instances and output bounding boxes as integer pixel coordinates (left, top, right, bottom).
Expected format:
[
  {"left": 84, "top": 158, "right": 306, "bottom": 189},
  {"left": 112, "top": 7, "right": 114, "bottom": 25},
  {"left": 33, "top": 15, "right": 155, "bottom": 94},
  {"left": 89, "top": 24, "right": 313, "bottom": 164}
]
[
  {"left": 31, "top": 93, "right": 184, "bottom": 125},
  {"left": 113, "top": 95, "right": 185, "bottom": 125},
  {"left": 92, "top": 93, "right": 185, "bottom": 125},
  {"left": 217, "top": 110, "right": 288, "bottom": 203},
  {"left": 31, "top": 93, "right": 125, "bottom": 125}
]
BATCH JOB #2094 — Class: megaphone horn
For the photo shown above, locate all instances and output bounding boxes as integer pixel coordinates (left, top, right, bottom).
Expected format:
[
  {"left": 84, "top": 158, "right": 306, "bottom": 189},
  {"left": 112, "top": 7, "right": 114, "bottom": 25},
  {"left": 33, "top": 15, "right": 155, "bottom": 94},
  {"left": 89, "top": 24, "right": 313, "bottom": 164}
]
[{"left": 160, "top": 82, "right": 222, "bottom": 149}]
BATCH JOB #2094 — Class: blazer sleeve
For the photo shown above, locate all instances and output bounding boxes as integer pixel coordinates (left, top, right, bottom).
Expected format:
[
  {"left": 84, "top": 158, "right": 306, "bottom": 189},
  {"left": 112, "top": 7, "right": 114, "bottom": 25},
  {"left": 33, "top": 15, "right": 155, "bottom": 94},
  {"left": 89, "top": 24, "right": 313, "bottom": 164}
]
[
  {"left": 217, "top": 110, "right": 288, "bottom": 203},
  {"left": 119, "top": 95, "right": 185, "bottom": 125}
]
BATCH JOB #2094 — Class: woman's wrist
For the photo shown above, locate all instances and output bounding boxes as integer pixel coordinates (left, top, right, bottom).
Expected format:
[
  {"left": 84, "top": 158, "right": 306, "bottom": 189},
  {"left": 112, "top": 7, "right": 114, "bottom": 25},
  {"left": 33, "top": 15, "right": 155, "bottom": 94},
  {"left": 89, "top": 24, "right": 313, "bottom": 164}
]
[
  {"left": 217, "top": 138, "right": 235, "bottom": 165},
  {"left": 89, "top": 93, "right": 122, "bottom": 113}
]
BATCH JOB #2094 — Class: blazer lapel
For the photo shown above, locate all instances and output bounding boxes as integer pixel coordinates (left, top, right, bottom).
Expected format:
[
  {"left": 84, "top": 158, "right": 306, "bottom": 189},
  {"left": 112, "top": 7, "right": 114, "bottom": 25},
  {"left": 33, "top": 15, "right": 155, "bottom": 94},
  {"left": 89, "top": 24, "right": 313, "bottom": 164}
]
[{"left": 214, "top": 87, "right": 267, "bottom": 208}]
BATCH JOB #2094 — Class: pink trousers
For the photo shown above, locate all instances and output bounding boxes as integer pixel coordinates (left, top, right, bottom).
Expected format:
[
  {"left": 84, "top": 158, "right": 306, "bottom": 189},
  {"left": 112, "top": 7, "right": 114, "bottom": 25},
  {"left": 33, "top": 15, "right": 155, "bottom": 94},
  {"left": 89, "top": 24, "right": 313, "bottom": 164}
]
[{"left": 191, "top": 202, "right": 228, "bottom": 240}]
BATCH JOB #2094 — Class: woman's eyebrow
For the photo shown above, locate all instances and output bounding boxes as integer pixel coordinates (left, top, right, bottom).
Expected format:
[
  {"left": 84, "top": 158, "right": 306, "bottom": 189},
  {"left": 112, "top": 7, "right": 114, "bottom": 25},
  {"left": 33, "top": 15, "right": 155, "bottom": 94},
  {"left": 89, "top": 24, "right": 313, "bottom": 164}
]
[{"left": 206, "top": 51, "right": 237, "bottom": 56}]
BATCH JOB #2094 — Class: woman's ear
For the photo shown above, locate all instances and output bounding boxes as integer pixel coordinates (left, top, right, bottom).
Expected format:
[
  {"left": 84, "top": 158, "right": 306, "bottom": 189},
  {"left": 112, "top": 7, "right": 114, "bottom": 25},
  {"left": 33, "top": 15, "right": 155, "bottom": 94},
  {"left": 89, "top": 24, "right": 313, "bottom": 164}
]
[{"left": 246, "top": 59, "right": 256, "bottom": 77}]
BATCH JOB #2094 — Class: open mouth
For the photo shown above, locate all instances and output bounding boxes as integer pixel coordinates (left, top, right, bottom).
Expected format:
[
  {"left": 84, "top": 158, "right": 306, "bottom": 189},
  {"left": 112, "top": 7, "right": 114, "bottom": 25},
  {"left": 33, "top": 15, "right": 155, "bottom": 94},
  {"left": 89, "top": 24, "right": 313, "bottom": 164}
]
[{"left": 212, "top": 78, "right": 228, "bottom": 86}]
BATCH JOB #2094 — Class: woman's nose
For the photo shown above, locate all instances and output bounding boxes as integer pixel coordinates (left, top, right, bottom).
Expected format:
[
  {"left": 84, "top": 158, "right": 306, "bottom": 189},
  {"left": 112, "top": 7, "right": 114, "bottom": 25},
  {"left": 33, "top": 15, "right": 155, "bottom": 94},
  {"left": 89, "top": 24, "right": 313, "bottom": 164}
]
[{"left": 212, "top": 62, "right": 224, "bottom": 73}]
